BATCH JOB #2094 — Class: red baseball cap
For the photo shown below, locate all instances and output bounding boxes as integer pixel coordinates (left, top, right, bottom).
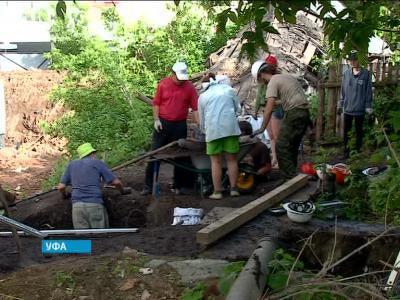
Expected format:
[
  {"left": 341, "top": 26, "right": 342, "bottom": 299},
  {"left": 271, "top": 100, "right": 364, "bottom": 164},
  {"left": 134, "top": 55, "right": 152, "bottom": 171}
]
[{"left": 265, "top": 54, "right": 278, "bottom": 66}]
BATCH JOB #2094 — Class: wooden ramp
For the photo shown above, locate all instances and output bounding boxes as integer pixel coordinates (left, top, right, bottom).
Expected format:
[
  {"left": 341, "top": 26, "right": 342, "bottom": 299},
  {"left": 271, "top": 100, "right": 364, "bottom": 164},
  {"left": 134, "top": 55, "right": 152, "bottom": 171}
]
[{"left": 196, "top": 174, "right": 309, "bottom": 246}]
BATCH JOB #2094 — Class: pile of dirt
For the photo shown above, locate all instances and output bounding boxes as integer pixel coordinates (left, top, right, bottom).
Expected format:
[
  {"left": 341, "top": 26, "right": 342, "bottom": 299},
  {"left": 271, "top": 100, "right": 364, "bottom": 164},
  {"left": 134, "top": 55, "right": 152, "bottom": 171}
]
[{"left": 0, "top": 70, "right": 67, "bottom": 196}]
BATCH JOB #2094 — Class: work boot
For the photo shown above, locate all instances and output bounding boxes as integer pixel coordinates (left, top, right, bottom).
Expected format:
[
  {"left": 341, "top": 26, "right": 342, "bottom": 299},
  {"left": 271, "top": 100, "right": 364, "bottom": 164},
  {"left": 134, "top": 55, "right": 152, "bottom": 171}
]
[
  {"left": 230, "top": 187, "right": 240, "bottom": 197},
  {"left": 140, "top": 185, "right": 152, "bottom": 196}
]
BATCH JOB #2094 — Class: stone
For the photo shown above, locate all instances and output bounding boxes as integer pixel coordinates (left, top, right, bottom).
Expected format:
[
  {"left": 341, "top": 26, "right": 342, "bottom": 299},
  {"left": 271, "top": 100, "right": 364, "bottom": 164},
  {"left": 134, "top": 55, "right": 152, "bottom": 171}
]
[
  {"left": 145, "top": 259, "right": 167, "bottom": 269},
  {"left": 167, "top": 259, "right": 229, "bottom": 283},
  {"left": 141, "top": 290, "right": 151, "bottom": 300},
  {"left": 139, "top": 268, "right": 153, "bottom": 275},
  {"left": 122, "top": 246, "right": 139, "bottom": 256},
  {"left": 119, "top": 278, "right": 139, "bottom": 291}
]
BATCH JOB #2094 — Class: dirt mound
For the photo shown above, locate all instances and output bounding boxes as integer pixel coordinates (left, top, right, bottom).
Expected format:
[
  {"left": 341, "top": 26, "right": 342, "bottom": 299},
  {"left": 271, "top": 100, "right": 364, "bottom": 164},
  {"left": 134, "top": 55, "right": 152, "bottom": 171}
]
[{"left": 0, "top": 70, "right": 67, "bottom": 196}]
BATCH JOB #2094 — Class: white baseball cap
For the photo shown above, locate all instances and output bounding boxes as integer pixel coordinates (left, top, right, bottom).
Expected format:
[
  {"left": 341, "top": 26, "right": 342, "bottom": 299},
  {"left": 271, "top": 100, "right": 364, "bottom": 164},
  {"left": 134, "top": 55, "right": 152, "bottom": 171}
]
[{"left": 172, "top": 62, "right": 189, "bottom": 80}]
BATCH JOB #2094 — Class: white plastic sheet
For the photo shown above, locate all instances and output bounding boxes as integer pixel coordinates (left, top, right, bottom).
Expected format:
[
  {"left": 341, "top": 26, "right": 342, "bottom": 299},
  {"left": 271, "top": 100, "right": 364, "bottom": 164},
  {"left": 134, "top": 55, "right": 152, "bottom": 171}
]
[
  {"left": 238, "top": 115, "right": 270, "bottom": 146},
  {"left": 172, "top": 207, "right": 204, "bottom": 226}
]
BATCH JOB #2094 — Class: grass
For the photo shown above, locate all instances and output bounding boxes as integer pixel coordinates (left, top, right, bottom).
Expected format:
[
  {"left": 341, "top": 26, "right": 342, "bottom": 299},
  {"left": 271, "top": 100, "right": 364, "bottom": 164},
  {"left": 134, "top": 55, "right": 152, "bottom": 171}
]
[{"left": 41, "top": 156, "right": 69, "bottom": 191}]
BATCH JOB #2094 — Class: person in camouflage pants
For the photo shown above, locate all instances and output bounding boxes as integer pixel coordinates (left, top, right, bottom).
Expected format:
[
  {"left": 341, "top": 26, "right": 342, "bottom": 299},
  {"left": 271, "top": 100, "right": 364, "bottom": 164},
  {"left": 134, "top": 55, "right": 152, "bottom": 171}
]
[
  {"left": 276, "top": 109, "right": 309, "bottom": 178},
  {"left": 251, "top": 62, "right": 310, "bottom": 179}
]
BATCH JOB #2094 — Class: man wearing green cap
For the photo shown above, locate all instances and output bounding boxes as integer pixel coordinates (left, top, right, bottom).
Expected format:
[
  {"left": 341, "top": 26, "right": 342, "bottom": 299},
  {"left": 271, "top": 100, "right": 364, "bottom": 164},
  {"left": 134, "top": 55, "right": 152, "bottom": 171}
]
[{"left": 58, "top": 143, "right": 123, "bottom": 229}]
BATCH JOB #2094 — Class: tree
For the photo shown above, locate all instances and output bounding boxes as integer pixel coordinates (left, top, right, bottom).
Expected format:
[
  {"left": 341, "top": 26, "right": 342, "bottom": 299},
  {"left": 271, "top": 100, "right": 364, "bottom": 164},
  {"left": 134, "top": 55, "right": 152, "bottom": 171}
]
[{"left": 195, "top": 0, "right": 400, "bottom": 62}]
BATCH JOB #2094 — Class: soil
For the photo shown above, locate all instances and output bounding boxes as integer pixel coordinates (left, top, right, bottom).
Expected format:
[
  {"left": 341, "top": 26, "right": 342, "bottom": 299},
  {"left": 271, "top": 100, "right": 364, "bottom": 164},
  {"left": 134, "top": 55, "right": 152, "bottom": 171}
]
[
  {"left": 0, "top": 161, "right": 284, "bottom": 299},
  {"left": 0, "top": 251, "right": 186, "bottom": 300},
  {"left": 0, "top": 70, "right": 67, "bottom": 197}
]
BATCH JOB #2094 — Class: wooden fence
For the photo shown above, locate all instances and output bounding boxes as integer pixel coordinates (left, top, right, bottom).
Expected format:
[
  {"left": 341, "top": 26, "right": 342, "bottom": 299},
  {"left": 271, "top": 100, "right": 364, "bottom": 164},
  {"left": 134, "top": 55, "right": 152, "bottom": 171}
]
[{"left": 315, "top": 62, "right": 400, "bottom": 141}]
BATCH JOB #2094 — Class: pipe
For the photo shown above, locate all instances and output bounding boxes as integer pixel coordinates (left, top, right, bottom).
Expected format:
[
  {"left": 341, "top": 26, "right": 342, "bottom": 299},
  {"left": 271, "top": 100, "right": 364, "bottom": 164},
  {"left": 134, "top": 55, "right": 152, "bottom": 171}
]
[
  {"left": 227, "top": 236, "right": 276, "bottom": 300},
  {"left": 0, "top": 228, "right": 139, "bottom": 237},
  {"left": 0, "top": 215, "right": 47, "bottom": 238}
]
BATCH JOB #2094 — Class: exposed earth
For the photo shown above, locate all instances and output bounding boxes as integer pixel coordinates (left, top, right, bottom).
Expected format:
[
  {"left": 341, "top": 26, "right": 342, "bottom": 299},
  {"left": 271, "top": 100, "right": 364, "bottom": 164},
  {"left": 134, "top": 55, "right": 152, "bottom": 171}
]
[{"left": 0, "top": 70, "right": 67, "bottom": 197}]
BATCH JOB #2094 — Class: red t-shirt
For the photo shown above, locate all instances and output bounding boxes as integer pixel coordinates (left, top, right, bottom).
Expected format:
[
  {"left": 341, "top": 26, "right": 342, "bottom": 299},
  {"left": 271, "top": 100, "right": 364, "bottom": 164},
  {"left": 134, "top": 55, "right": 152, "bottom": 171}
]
[{"left": 152, "top": 77, "right": 198, "bottom": 121}]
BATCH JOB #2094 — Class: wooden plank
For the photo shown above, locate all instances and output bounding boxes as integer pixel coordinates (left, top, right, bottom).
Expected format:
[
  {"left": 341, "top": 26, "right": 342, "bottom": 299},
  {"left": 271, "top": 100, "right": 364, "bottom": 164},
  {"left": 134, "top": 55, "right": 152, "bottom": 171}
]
[
  {"left": 316, "top": 85, "right": 325, "bottom": 141},
  {"left": 196, "top": 174, "right": 309, "bottom": 246}
]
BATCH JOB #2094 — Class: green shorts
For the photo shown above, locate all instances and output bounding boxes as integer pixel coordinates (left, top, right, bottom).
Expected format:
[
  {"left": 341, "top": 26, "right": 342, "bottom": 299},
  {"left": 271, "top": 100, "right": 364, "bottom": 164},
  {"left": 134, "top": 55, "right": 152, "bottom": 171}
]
[{"left": 207, "top": 136, "right": 240, "bottom": 155}]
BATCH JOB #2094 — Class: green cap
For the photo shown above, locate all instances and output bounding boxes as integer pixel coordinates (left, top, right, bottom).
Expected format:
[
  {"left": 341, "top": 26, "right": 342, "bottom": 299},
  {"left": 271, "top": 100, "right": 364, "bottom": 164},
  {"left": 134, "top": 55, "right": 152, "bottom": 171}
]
[
  {"left": 77, "top": 143, "right": 96, "bottom": 159},
  {"left": 347, "top": 50, "right": 358, "bottom": 61}
]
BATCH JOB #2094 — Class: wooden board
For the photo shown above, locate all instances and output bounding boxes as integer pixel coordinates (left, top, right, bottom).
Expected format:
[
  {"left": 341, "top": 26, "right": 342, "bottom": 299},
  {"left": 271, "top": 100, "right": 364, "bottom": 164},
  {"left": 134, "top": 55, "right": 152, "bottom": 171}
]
[{"left": 196, "top": 174, "right": 309, "bottom": 245}]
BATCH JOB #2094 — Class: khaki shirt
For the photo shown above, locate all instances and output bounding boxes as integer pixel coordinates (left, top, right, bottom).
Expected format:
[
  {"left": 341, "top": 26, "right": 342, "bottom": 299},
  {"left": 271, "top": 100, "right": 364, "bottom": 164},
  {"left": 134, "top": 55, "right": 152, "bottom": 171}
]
[{"left": 265, "top": 74, "right": 308, "bottom": 111}]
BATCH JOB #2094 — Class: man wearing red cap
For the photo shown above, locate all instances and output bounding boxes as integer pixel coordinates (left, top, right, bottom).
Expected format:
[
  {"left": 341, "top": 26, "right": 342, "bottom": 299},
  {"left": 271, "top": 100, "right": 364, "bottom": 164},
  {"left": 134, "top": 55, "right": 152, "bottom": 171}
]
[{"left": 254, "top": 54, "right": 283, "bottom": 168}]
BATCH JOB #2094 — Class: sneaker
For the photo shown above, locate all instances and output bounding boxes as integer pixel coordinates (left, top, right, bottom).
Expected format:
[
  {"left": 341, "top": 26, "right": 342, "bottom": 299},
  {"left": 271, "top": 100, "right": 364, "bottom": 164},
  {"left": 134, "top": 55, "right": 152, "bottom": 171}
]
[
  {"left": 209, "top": 192, "right": 223, "bottom": 200},
  {"left": 140, "top": 186, "right": 152, "bottom": 196},
  {"left": 230, "top": 187, "right": 240, "bottom": 197}
]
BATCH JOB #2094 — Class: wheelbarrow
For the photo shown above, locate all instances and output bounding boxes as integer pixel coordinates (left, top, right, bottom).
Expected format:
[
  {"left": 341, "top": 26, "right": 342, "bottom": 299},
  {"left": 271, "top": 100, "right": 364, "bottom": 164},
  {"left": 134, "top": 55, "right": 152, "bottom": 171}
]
[{"left": 149, "top": 137, "right": 258, "bottom": 197}]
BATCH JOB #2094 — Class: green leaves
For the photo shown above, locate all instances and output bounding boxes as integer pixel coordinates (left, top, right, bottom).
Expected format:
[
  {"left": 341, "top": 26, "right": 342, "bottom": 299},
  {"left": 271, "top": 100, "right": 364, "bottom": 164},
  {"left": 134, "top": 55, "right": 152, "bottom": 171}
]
[
  {"left": 201, "top": 0, "right": 400, "bottom": 61},
  {"left": 267, "top": 271, "right": 289, "bottom": 290},
  {"left": 218, "top": 261, "right": 246, "bottom": 296},
  {"left": 180, "top": 283, "right": 206, "bottom": 300}
]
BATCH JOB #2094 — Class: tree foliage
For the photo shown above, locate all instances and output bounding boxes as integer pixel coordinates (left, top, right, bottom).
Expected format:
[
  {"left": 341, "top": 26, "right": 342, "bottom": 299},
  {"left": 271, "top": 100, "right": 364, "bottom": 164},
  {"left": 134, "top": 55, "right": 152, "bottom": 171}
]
[
  {"left": 45, "top": 2, "right": 238, "bottom": 166},
  {"left": 196, "top": 0, "right": 400, "bottom": 62}
]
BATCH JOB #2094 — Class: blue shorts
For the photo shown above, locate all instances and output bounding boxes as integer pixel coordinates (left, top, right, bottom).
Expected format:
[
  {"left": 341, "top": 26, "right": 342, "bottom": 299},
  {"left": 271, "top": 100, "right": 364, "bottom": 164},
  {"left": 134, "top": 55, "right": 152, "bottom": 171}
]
[{"left": 272, "top": 107, "right": 284, "bottom": 120}]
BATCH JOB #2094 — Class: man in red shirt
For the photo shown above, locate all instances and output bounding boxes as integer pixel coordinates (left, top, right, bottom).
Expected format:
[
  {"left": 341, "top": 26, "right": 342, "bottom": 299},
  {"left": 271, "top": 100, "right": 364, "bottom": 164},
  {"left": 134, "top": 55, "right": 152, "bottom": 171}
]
[{"left": 141, "top": 62, "right": 199, "bottom": 195}]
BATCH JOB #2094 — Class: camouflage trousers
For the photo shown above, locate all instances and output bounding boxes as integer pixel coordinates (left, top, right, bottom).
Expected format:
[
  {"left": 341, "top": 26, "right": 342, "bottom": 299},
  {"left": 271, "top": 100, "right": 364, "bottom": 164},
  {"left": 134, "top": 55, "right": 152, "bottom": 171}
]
[{"left": 276, "top": 108, "right": 310, "bottom": 179}]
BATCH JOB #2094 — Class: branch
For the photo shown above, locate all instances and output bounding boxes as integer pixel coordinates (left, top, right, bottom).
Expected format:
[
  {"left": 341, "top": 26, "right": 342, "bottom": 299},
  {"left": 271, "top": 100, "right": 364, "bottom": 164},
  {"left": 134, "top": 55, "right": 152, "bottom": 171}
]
[
  {"left": 381, "top": 125, "right": 400, "bottom": 168},
  {"left": 377, "top": 28, "right": 400, "bottom": 33},
  {"left": 301, "top": 8, "right": 323, "bottom": 20}
]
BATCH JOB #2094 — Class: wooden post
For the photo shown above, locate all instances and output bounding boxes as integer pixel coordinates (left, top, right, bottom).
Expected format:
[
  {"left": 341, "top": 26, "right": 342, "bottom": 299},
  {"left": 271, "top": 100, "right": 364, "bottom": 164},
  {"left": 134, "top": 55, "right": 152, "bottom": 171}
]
[
  {"left": 326, "top": 66, "right": 337, "bottom": 136},
  {"left": 369, "top": 63, "right": 374, "bottom": 81},
  {"left": 316, "top": 83, "right": 325, "bottom": 141},
  {"left": 336, "top": 64, "right": 344, "bottom": 137},
  {"left": 388, "top": 62, "right": 393, "bottom": 83},
  {"left": 376, "top": 61, "right": 381, "bottom": 83},
  {"left": 382, "top": 62, "right": 387, "bottom": 82}
]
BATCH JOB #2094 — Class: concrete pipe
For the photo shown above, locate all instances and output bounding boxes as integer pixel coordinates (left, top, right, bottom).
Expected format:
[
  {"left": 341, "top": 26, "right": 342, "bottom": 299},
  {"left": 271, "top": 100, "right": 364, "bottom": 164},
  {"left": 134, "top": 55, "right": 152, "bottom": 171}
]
[{"left": 227, "top": 236, "right": 276, "bottom": 300}]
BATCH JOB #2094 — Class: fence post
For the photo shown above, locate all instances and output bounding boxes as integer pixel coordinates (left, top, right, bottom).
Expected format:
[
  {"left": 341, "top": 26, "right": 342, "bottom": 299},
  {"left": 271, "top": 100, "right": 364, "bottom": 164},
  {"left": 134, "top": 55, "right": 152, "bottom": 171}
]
[
  {"left": 382, "top": 62, "right": 386, "bottom": 82},
  {"left": 316, "top": 83, "right": 325, "bottom": 141},
  {"left": 326, "top": 65, "right": 337, "bottom": 136},
  {"left": 376, "top": 61, "right": 381, "bottom": 82},
  {"left": 388, "top": 62, "right": 393, "bottom": 83},
  {"left": 336, "top": 64, "right": 344, "bottom": 138}
]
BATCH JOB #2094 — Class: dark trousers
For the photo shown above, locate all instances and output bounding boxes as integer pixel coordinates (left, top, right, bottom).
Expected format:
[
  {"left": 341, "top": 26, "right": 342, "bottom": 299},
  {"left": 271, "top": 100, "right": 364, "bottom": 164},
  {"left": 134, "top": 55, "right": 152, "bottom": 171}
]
[
  {"left": 144, "top": 119, "right": 192, "bottom": 189},
  {"left": 343, "top": 113, "right": 365, "bottom": 156},
  {"left": 276, "top": 108, "right": 310, "bottom": 179}
]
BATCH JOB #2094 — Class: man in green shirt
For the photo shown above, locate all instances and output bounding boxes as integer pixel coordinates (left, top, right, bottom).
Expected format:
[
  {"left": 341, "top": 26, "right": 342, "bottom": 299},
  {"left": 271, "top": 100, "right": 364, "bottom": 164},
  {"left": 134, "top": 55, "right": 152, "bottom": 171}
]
[{"left": 252, "top": 62, "right": 310, "bottom": 179}]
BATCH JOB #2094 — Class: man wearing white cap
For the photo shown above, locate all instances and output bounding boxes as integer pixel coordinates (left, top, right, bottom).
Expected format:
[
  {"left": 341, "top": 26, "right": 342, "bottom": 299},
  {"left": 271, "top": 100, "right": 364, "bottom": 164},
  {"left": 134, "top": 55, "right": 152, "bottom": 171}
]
[{"left": 141, "top": 62, "right": 199, "bottom": 195}]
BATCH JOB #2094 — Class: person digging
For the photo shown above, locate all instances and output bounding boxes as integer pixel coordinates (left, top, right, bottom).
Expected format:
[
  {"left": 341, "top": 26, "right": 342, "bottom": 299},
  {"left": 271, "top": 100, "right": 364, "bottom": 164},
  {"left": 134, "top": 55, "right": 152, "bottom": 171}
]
[
  {"left": 251, "top": 62, "right": 311, "bottom": 180},
  {"left": 58, "top": 143, "right": 123, "bottom": 229}
]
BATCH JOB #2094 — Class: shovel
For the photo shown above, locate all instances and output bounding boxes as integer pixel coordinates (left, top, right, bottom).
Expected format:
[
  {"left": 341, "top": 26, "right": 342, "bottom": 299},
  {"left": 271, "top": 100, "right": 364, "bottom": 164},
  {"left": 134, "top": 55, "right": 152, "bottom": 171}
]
[{"left": 147, "top": 161, "right": 161, "bottom": 225}]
